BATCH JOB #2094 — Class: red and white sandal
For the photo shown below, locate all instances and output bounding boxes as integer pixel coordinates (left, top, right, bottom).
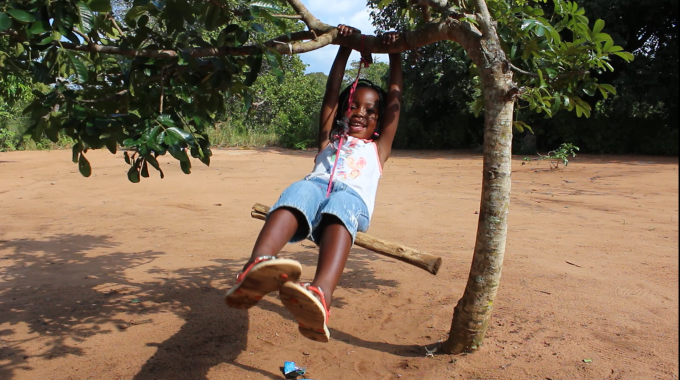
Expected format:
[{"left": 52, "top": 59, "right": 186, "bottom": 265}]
[
  {"left": 280, "top": 282, "right": 331, "bottom": 342},
  {"left": 225, "top": 256, "right": 302, "bottom": 309}
]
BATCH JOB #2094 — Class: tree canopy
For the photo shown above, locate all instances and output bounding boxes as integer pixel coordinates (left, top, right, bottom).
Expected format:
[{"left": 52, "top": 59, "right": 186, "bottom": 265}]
[{"left": 0, "top": 0, "right": 634, "bottom": 180}]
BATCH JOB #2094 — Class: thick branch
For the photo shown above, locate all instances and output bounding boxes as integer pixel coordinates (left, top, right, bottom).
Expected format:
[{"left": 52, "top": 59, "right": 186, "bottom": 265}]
[
  {"left": 52, "top": 31, "right": 320, "bottom": 58},
  {"left": 285, "top": 0, "right": 332, "bottom": 33},
  {"left": 473, "top": 0, "right": 493, "bottom": 37},
  {"left": 43, "top": 20, "right": 479, "bottom": 59}
]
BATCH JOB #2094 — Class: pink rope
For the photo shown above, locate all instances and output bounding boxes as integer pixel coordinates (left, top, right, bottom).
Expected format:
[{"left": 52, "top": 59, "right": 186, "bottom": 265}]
[{"left": 326, "top": 36, "right": 369, "bottom": 198}]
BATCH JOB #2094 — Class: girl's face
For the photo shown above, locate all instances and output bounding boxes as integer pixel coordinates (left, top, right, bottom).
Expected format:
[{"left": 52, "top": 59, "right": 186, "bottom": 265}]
[{"left": 347, "top": 87, "right": 380, "bottom": 140}]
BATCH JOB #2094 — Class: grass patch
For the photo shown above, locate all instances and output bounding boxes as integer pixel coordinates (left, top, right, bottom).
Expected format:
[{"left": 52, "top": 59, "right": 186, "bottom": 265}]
[{"left": 207, "top": 122, "right": 280, "bottom": 148}]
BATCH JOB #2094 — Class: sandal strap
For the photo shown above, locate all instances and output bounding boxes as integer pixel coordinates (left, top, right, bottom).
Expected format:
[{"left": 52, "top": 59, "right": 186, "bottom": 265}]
[
  {"left": 235, "top": 255, "right": 277, "bottom": 283},
  {"left": 301, "top": 283, "right": 331, "bottom": 320}
]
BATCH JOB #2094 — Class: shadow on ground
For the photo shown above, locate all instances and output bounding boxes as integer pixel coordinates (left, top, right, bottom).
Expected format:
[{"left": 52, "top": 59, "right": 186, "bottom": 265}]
[{"left": 0, "top": 234, "right": 402, "bottom": 379}]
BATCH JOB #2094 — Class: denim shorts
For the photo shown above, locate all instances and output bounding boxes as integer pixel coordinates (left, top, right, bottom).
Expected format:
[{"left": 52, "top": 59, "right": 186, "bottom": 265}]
[{"left": 269, "top": 177, "right": 370, "bottom": 244}]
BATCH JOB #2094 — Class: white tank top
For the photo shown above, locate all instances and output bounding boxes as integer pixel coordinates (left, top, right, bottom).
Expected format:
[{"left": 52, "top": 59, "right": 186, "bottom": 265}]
[{"left": 306, "top": 136, "right": 382, "bottom": 217}]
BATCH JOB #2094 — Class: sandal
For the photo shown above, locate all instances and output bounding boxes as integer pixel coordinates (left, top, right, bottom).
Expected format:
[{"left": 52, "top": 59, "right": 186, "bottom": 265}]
[
  {"left": 225, "top": 256, "right": 302, "bottom": 309},
  {"left": 280, "top": 282, "right": 331, "bottom": 342}
]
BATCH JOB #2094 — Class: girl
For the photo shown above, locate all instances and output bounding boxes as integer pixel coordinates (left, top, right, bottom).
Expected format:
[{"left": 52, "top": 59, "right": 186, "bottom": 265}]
[{"left": 225, "top": 25, "right": 403, "bottom": 343}]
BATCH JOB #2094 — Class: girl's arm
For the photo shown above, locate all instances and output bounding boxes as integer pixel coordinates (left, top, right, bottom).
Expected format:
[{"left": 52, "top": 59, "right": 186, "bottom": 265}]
[
  {"left": 318, "top": 25, "right": 360, "bottom": 151},
  {"left": 376, "top": 37, "right": 403, "bottom": 165}
]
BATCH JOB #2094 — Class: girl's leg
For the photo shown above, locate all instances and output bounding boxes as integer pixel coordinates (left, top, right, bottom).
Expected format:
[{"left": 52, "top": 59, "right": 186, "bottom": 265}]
[
  {"left": 309, "top": 215, "right": 353, "bottom": 306},
  {"left": 243, "top": 207, "right": 307, "bottom": 271}
]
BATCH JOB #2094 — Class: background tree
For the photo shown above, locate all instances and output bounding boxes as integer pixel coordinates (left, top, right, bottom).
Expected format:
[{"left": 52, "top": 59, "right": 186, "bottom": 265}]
[
  {"left": 0, "top": 0, "right": 632, "bottom": 354},
  {"left": 368, "top": 0, "right": 677, "bottom": 155}
]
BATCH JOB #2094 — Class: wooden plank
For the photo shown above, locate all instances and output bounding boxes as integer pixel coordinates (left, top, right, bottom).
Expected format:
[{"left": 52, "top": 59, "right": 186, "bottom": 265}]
[{"left": 251, "top": 203, "right": 442, "bottom": 275}]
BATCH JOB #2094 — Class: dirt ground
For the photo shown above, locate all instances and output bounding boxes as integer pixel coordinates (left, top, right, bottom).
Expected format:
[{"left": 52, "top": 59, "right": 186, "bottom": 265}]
[{"left": 0, "top": 148, "right": 677, "bottom": 380}]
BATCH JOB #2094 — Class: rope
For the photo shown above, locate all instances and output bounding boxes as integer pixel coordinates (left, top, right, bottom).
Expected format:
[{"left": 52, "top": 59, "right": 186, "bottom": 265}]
[{"left": 326, "top": 36, "right": 370, "bottom": 198}]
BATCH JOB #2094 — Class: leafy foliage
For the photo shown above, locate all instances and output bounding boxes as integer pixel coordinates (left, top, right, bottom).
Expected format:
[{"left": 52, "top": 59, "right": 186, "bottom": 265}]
[
  {"left": 371, "top": 0, "right": 632, "bottom": 125},
  {"left": 1, "top": 0, "right": 295, "bottom": 180},
  {"left": 516, "top": 0, "right": 677, "bottom": 155},
  {"left": 1, "top": 0, "right": 651, "bottom": 180},
  {"left": 537, "top": 142, "right": 579, "bottom": 169}
]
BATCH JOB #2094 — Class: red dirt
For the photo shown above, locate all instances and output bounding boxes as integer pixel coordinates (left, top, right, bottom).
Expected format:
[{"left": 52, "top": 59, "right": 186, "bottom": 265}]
[{"left": 1, "top": 149, "right": 678, "bottom": 380}]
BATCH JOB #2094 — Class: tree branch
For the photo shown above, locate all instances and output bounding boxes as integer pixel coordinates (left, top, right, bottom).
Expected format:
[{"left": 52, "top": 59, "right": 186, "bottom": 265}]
[
  {"left": 508, "top": 62, "right": 537, "bottom": 77},
  {"left": 285, "top": 0, "right": 332, "bottom": 33},
  {"left": 107, "top": 14, "right": 126, "bottom": 38},
  {"left": 472, "top": 0, "right": 493, "bottom": 37},
  {"left": 6, "top": 1, "right": 482, "bottom": 69},
  {"left": 45, "top": 19, "right": 479, "bottom": 59},
  {"left": 72, "top": 28, "right": 91, "bottom": 44},
  {"left": 508, "top": 62, "right": 589, "bottom": 80}
]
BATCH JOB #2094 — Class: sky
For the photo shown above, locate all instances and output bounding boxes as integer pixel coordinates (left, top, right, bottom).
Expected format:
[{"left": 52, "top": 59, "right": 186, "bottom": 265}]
[{"left": 296, "top": 0, "right": 388, "bottom": 74}]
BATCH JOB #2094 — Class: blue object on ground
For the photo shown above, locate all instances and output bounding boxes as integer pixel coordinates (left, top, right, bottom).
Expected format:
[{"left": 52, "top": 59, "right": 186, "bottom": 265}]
[{"left": 282, "top": 361, "right": 306, "bottom": 379}]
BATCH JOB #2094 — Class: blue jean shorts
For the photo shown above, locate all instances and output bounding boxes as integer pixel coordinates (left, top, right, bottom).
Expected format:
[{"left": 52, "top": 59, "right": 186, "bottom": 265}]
[{"left": 270, "top": 177, "right": 370, "bottom": 244}]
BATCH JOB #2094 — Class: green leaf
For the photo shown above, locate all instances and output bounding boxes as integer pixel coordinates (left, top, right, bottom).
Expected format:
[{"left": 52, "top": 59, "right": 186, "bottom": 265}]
[
  {"left": 144, "top": 154, "right": 160, "bottom": 170},
  {"left": 251, "top": 1, "right": 283, "bottom": 13},
  {"left": 583, "top": 86, "right": 596, "bottom": 96},
  {"left": 77, "top": 2, "right": 94, "bottom": 33},
  {"left": 145, "top": 154, "right": 164, "bottom": 178},
  {"left": 87, "top": 0, "right": 112, "bottom": 13},
  {"left": 613, "top": 51, "right": 634, "bottom": 62},
  {"left": 166, "top": 127, "right": 195, "bottom": 146},
  {"left": 65, "top": 51, "right": 89, "bottom": 83},
  {"left": 0, "top": 13, "right": 11, "bottom": 31},
  {"left": 141, "top": 160, "right": 149, "bottom": 178},
  {"left": 537, "top": 69, "right": 546, "bottom": 88},
  {"left": 124, "top": 150, "right": 131, "bottom": 165},
  {"left": 126, "top": 4, "right": 155, "bottom": 25},
  {"left": 513, "top": 120, "right": 534, "bottom": 133},
  {"left": 241, "top": 91, "right": 253, "bottom": 113},
  {"left": 6, "top": 9, "right": 35, "bottom": 23},
  {"left": 235, "top": 28, "right": 249, "bottom": 46},
  {"left": 593, "top": 33, "right": 611, "bottom": 43},
  {"left": 78, "top": 153, "right": 92, "bottom": 177},
  {"left": 250, "top": 23, "right": 266, "bottom": 33},
  {"left": 472, "top": 96, "right": 484, "bottom": 118},
  {"left": 245, "top": 52, "right": 263, "bottom": 86},
  {"left": 29, "top": 19, "right": 51, "bottom": 34},
  {"left": 127, "top": 165, "right": 141, "bottom": 183},
  {"left": 599, "top": 84, "right": 617, "bottom": 95},
  {"left": 105, "top": 138, "right": 117, "bottom": 154},
  {"left": 157, "top": 114, "right": 176, "bottom": 128},
  {"left": 592, "top": 19, "right": 605, "bottom": 35},
  {"left": 377, "top": 0, "right": 391, "bottom": 9},
  {"left": 180, "top": 159, "right": 191, "bottom": 174}
]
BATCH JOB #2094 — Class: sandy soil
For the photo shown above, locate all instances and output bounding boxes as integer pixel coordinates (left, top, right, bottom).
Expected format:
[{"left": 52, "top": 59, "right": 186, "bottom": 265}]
[{"left": 0, "top": 148, "right": 678, "bottom": 380}]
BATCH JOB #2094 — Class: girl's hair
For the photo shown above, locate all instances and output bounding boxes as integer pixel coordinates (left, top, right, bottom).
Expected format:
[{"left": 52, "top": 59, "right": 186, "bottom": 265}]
[{"left": 330, "top": 79, "right": 388, "bottom": 142}]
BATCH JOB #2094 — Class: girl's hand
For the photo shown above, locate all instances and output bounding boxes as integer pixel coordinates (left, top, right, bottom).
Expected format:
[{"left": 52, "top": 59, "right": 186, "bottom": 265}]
[
  {"left": 381, "top": 31, "right": 401, "bottom": 45},
  {"left": 338, "top": 24, "right": 373, "bottom": 64},
  {"left": 337, "top": 24, "right": 361, "bottom": 37}
]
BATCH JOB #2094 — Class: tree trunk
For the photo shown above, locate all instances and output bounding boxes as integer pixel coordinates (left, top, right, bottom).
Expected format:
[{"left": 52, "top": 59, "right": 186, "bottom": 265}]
[{"left": 442, "top": 2, "right": 515, "bottom": 354}]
